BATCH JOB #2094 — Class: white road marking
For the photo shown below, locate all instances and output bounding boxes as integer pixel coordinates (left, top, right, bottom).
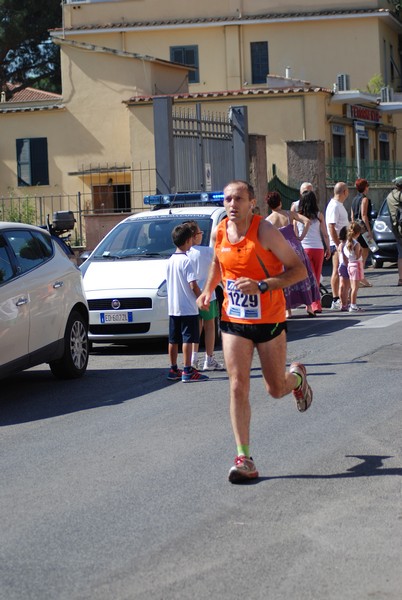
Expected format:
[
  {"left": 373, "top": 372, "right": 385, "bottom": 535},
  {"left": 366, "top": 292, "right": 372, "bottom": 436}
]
[{"left": 353, "top": 309, "right": 402, "bottom": 328}]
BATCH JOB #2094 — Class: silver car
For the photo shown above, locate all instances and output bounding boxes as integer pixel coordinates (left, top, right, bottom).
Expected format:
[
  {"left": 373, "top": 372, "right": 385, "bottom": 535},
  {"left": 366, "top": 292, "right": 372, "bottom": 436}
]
[{"left": 0, "top": 222, "right": 89, "bottom": 379}]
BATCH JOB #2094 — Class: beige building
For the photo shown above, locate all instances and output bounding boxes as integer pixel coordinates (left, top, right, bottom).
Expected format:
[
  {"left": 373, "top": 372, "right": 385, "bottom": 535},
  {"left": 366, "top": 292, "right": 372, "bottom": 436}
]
[{"left": 1, "top": 0, "right": 402, "bottom": 242}]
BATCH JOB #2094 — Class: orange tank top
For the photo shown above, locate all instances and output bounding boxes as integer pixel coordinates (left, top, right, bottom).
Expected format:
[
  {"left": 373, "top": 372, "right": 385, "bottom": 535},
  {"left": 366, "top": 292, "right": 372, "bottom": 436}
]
[{"left": 215, "top": 215, "right": 286, "bottom": 324}]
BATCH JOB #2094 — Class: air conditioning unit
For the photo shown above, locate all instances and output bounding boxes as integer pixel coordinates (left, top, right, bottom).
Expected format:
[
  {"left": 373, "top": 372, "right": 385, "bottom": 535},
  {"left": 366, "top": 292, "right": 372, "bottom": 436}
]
[
  {"left": 380, "top": 86, "right": 394, "bottom": 102},
  {"left": 336, "top": 73, "right": 350, "bottom": 91}
]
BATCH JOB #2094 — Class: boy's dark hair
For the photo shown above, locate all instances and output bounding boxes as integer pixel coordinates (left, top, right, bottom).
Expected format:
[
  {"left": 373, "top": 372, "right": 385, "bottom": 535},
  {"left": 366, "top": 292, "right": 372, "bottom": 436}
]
[
  {"left": 182, "top": 220, "right": 198, "bottom": 236},
  {"left": 172, "top": 223, "right": 193, "bottom": 248}
]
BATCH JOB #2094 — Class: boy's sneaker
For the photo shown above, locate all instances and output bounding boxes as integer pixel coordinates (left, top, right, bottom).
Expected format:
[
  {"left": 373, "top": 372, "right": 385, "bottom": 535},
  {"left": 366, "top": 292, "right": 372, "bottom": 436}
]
[
  {"left": 167, "top": 367, "right": 182, "bottom": 381},
  {"left": 289, "top": 362, "right": 313, "bottom": 413},
  {"left": 228, "top": 455, "right": 259, "bottom": 483},
  {"left": 182, "top": 367, "right": 209, "bottom": 383},
  {"left": 203, "top": 355, "right": 225, "bottom": 371},
  {"left": 330, "top": 298, "right": 341, "bottom": 310},
  {"left": 191, "top": 359, "right": 199, "bottom": 370}
]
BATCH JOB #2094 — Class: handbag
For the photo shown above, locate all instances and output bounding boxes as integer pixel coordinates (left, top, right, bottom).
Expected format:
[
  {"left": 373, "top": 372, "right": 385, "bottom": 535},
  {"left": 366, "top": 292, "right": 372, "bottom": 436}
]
[
  {"left": 351, "top": 193, "right": 367, "bottom": 233},
  {"left": 355, "top": 217, "right": 367, "bottom": 233}
]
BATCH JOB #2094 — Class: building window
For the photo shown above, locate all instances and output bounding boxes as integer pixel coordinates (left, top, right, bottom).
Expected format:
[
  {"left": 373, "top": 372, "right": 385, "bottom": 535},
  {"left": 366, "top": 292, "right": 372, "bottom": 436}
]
[
  {"left": 92, "top": 184, "right": 131, "bottom": 213},
  {"left": 170, "top": 46, "right": 199, "bottom": 84},
  {"left": 16, "top": 138, "right": 49, "bottom": 187},
  {"left": 251, "top": 42, "right": 269, "bottom": 84},
  {"left": 332, "top": 125, "right": 346, "bottom": 158},
  {"left": 379, "top": 132, "right": 390, "bottom": 161}
]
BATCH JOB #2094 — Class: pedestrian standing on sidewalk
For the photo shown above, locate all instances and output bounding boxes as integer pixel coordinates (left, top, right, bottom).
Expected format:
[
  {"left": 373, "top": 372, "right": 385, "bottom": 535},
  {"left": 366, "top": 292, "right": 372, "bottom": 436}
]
[
  {"left": 337, "top": 226, "right": 350, "bottom": 311},
  {"left": 297, "top": 190, "right": 331, "bottom": 314},
  {"left": 344, "top": 222, "right": 364, "bottom": 312},
  {"left": 350, "top": 178, "right": 373, "bottom": 288},
  {"left": 325, "top": 182, "right": 350, "bottom": 310},
  {"left": 290, "top": 181, "right": 313, "bottom": 212},
  {"left": 166, "top": 223, "right": 209, "bottom": 383},
  {"left": 386, "top": 176, "right": 402, "bottom": 286},
  {"left": 185, "top": 220, "right": 225, "bottom": 372},
  {"left": 197, "top": 180, "right": 313, "bottom": 483}
]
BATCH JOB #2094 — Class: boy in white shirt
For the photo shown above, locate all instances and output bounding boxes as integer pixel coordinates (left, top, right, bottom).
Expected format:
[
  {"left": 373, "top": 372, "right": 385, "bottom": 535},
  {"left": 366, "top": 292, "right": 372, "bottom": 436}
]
[
  {"left": 166, "top": 222, "right": 209, "bottom": 383},
  {"left": 325, "top": 181, "right": 350, "bottom": 309}
]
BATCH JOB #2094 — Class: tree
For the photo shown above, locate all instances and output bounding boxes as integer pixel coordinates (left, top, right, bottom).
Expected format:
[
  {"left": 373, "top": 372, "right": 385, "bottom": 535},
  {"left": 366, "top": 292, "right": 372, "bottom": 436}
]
[
  {"left": 0, "top": 0, "right": 62, "bottom": 95},
  {"left": 366, "top": 74, "right": 385, "bottom": 95}
]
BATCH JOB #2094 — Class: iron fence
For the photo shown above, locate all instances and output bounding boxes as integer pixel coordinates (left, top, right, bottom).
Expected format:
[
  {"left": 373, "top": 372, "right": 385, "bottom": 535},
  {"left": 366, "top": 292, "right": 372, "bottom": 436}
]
[
  {"left": 326, "top": 159, "right": 402, "bottom": 185},
  {"left": 0, "top": 164, "right": 158, "bottom": 247}
]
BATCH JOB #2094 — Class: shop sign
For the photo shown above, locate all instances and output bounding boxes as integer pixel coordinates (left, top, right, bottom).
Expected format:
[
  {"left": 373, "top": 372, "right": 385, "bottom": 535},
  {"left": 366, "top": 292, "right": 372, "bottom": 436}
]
[
  {"left": 347, "top": 105, "right": 381, "bottom": 122},
  {"left": 332, "top": 124, "right": 345, "bottom": 135}
]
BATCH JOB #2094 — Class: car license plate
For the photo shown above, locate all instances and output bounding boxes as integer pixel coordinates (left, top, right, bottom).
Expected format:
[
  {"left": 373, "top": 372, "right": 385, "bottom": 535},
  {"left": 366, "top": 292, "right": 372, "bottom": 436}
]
[{"left": 100, "top": 312, "right": 133, "bottom": 323}]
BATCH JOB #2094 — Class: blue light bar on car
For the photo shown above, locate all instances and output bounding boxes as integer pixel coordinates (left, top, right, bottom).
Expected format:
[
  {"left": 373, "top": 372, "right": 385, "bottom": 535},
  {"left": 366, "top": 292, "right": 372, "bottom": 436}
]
[{"left": 144, "top": 191, "right": 224, "bottom": 205}]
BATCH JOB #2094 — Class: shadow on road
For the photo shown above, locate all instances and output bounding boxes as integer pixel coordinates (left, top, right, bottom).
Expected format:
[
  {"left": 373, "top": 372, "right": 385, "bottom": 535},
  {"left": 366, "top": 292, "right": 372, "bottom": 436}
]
[{"left": 232, "top": 455, "right": 402, "bottom": 484}]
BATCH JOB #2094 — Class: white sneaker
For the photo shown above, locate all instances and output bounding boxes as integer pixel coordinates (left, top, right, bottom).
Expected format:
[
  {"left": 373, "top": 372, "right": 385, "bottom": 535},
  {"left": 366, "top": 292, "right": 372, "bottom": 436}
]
[
  {"left": 202, "top": 355, "right": 225, "bottom": 371},
  {"left": 349, "top": 305, "right": 363, "bottom": 312},
  {"left": 191, "top": 359, "right": 199, "bottom": 370},
  {"left": 330, "top": 299, "right": 341, "bottom": 310}
]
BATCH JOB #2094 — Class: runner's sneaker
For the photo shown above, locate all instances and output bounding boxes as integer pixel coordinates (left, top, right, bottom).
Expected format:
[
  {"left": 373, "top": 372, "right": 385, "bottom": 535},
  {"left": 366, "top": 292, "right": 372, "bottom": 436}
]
[
  {"left": 182, "top": 367, "right": 209, "bottom": 383},
  {"left": 191, "top": 360, "right": 199, "bottom": 370},
  {"left": 228, "top": 455, "right": 259, "bottom": 483},
  {"left": 330, "top": 298, "right": 341, "bottom": 310},
  {"left": 202, "top": 355, "right": 225, "bottom": 371},
  {"left": 289, "top": 362, "right": 313, "bottom": 412},
  {"left": 166, "top": 367, "right": 182, "bottom": 381}
]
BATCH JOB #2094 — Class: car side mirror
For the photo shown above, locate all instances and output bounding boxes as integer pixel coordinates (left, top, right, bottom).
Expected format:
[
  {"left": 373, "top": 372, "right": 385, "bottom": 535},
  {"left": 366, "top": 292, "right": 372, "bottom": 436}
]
[{"left": 371, "top": 210, "right": 378, "bottom": 219}]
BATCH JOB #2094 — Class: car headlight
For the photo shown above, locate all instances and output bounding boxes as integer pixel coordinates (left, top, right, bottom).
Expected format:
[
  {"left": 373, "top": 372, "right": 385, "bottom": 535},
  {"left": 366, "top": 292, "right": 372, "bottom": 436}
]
[
  {"left": 157, "top": 280, "right": 168, "bottom": 297},
  {"left": 373, "top": 220, "right": 392, "bottom": 233}
]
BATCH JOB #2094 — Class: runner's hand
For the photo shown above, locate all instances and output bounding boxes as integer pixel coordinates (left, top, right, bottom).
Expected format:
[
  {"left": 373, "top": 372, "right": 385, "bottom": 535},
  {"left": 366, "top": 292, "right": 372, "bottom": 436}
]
[{"left": 234, "top": 277, "right": 258, "bottom": 294}]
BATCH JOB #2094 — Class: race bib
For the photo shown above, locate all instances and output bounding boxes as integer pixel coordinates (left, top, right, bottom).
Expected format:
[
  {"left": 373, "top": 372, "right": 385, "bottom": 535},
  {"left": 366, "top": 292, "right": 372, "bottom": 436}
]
[{"left": 226, "top": 279, "right": 261, "bottom": 320}]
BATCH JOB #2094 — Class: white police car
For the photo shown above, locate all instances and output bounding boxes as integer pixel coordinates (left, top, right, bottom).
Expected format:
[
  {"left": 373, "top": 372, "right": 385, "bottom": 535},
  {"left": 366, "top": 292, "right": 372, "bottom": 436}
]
[{"left": 80, "top": 194, "right": 226, "bottom": 344}]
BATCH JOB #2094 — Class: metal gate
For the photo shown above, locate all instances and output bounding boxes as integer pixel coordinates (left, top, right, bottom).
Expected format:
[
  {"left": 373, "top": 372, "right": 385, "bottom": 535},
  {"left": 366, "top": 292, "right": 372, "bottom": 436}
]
[
  {"left": 153, "top": 97, "right": 249, "bottom": 195},
  {"left": 173, "top": 104, "right": 234, "bottom": 193}
]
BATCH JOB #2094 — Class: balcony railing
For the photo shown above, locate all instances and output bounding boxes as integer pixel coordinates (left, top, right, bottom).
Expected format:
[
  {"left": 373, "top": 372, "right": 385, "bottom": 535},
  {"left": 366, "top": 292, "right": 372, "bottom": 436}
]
[{"left": 326, "top": 159, "right": 402, "bottom": 185}]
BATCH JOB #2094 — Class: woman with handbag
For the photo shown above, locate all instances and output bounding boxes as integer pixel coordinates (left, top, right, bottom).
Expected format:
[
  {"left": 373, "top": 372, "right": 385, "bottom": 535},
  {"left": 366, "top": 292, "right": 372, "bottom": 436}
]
[{"left": 350, "top": 178, "right": 373, "bottom": 287}]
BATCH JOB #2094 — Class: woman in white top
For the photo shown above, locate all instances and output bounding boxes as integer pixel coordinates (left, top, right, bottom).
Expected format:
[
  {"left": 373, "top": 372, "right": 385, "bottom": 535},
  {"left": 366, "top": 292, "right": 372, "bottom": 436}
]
[{"left": 296, "top": 190, "right": 331, "bottom": 314}]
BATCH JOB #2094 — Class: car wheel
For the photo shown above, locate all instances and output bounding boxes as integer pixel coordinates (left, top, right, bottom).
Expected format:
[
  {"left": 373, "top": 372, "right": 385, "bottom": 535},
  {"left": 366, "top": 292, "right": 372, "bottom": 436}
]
[
  {"left": 49, "top": 310, "right": 89, "bottom": 379},
  {"left": 371, "top": 257, "right": 383, "bottom": 268}
]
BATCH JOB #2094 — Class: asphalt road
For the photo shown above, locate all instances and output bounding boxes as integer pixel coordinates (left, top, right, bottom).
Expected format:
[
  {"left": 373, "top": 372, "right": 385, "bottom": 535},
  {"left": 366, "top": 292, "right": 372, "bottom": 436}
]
[{"left": 1, "top": 263, "right": 402, "bottom": 600}]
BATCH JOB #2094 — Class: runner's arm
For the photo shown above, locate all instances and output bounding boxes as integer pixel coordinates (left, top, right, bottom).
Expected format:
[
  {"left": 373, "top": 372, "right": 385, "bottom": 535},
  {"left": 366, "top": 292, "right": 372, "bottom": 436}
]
[
  {"left": 234, "top": 220, "right": 307, "bottom": 295},
  {"left": 197, "top": 227, "right": 221, "bottom": 309}
]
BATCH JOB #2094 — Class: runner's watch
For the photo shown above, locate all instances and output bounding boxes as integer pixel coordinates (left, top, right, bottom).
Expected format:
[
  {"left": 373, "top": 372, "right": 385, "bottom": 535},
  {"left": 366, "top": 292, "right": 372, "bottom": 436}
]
[{"left": 258, "top": 280, "right": 269, "bottom": 294}]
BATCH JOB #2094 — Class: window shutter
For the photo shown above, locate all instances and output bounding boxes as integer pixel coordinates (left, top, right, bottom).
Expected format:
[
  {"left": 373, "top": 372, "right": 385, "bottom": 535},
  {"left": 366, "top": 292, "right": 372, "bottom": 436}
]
[{"left": 16, "top": 139, "right": 32, "bottom": 186}]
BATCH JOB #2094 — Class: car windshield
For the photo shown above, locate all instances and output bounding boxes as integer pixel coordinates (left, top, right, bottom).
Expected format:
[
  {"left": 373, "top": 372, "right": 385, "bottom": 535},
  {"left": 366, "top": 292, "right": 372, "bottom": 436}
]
[
  {"left": 91, "top": 216, "right": 213, "bottom": 259},
  {"left": 379, "top": 200, "right": 390, "bottom": 217}
]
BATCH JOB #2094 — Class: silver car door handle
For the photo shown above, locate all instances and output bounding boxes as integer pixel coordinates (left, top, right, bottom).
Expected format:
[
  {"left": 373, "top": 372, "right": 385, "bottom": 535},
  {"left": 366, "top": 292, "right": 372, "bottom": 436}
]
[
  {"left": 53, "top": 281, "right": 64, "bottom": 289},
  {"left": 16, "top": 296, "right": 28, "bottom": 306}
]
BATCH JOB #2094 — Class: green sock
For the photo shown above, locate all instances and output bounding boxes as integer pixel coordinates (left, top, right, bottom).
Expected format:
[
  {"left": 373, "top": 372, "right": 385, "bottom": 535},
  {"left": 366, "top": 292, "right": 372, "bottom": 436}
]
[
  {"left": 294, "top": 373, "right": 303, "bottom": 389},
  {"left": 237, "top": 444, "right": 250, "bottom": 457}
]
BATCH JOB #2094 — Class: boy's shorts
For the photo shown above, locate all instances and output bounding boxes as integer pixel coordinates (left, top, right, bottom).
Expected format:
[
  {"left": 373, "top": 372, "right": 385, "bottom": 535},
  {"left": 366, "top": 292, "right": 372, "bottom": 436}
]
[
  {"left": 199, "top": 298, "right": 218, "bottom": 321},
  {"left": 169, "top": 315, "right": 200, "bottom": 344}
]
